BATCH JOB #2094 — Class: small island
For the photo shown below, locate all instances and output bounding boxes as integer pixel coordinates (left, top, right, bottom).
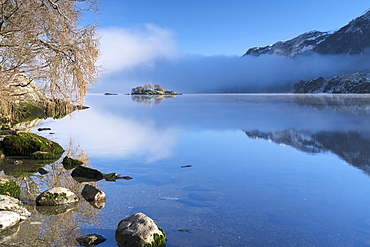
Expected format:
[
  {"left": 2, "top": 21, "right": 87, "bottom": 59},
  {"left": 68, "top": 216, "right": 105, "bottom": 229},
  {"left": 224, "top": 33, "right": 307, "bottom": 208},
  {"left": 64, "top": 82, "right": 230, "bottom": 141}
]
[{"left": 131, "top": 82, "right": 181, "bottom": 95}]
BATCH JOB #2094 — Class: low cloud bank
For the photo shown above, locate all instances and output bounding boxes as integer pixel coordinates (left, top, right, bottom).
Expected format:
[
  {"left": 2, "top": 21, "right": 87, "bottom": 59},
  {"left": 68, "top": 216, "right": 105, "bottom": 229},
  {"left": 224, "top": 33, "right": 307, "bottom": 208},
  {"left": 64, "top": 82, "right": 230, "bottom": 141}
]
[
  {"left": 95, "top": 53, "right": 370, "bottom": 94},
  {"left": 94, "top": 26, "right": 370, "bottom": 94}
]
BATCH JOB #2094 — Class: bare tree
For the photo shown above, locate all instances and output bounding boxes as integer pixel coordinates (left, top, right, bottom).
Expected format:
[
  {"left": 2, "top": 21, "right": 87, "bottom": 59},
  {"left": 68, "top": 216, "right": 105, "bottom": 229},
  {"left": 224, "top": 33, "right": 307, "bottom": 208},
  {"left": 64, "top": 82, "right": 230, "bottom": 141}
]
[{"left": 0, "top": 0, "right": 100, "bottom": 103}]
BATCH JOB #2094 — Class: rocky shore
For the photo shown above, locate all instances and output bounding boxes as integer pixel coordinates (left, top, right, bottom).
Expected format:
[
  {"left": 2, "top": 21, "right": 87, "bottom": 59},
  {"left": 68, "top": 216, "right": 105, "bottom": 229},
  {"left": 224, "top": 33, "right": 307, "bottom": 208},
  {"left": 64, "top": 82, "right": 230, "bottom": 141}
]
[
  {"left": 0, "top": 80, "right": 167, "bottom": 246},
  {"left": 0, "top": 129, "right": 166, "bottom": 246}
]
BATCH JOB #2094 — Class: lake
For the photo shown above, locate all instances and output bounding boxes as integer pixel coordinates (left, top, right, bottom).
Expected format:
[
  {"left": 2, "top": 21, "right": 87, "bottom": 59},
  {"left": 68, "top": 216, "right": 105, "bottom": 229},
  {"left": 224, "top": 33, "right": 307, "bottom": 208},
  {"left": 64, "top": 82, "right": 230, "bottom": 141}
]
[{"left": 4, "top": 94, "right": 370, "bottom": 247}]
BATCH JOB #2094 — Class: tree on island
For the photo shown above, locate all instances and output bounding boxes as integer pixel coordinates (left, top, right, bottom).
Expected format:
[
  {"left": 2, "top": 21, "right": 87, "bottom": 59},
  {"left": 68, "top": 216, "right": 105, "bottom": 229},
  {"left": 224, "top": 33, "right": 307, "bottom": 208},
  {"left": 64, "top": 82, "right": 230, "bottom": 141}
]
[
  {"left": 131, "top": 83, "right": 180, "bottom": 95},
  {"left": 0, "top": 0, "right": 100, "bottom": 103},
  {"left": 144, "top": 82, "right": 154, "bottom": 90}
]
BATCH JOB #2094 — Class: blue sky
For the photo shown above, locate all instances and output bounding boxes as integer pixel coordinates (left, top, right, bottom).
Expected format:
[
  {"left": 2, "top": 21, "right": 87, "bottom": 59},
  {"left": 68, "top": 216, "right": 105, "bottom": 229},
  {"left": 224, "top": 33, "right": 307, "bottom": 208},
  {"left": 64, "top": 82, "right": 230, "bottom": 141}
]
[
  {"left": 84, "top": 1, "right": 370, "bottom": 93},
  {"left": 86, "top": 0, "right": 370, "bottom": 56}
]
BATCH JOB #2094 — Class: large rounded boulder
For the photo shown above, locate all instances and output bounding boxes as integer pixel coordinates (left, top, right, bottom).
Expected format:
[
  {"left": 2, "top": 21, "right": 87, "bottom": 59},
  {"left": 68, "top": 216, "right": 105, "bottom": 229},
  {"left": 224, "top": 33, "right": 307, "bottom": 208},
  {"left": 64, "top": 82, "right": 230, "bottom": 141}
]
[{"left": 115, "top": 213, "right": 166, "bottom": 247}]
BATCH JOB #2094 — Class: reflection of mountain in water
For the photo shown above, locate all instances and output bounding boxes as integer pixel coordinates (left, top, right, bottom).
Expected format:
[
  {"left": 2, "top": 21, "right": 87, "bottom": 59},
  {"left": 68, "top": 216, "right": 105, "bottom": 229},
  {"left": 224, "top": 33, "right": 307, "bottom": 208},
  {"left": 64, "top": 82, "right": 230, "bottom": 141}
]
[
  {"left": 293, "top": 95, "right": 370, "bottom": 115},
  {"left": 131, "top": 95, "right": 176, "bottom": 106},
  {"left": 245, "top": 130, "right": 370, "bottom": 175}
]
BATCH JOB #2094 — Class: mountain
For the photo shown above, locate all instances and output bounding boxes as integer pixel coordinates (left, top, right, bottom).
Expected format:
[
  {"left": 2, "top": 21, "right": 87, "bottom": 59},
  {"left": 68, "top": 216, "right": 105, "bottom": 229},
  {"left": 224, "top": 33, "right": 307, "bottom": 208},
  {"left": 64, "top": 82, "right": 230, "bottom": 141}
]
[
  {"left": 292, "top": 72, "right": 370, "bottom": 94},
  {"left": 244, "top": 10, "right": 370, "bottom": 57}
]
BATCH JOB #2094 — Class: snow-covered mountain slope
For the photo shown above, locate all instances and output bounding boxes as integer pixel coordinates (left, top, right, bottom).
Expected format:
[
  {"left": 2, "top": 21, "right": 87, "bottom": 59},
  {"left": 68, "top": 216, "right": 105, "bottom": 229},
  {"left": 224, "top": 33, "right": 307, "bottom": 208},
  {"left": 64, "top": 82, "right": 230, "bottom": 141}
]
[
  {"left": 244, "top": 31, "right": 331, "bottom": 57},
  {"left": 244, "top": 10, "right": 370, "bottom": 57},
  {"left": 292, "top": 72, "right": 370, "bottom": 94}
]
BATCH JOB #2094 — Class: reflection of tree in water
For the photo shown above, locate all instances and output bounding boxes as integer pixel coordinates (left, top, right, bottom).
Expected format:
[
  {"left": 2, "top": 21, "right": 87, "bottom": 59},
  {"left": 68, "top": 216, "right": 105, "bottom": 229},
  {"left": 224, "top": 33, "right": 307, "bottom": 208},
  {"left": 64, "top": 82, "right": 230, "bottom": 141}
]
[
  {"left": 0, "top": 138, "right": 102, "bottom": 246},
  {"left": 131, "top": 95, "right": 176, "bottom": 106},
  {"left": 245, "top": 129, "right": 370, "bottom": 176}
]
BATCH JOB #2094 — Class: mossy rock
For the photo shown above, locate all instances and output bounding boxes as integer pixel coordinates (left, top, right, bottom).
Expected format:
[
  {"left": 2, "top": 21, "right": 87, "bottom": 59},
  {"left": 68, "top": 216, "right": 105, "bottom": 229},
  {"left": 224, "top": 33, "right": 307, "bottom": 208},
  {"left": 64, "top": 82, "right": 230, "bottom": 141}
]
[
  {"left": 62, "top": 156, "right": 83, "bottom": 170},
  {"left": 0, "top": 179, "right": 21, "bottom": 198},
  {"left": 71, "top": 165, "right": 104, "bottom": 182},
  {"left": 36, "top": 187, "right": 79, "bottom": 206},
  {"left": 2, "top": 132, "right": 64, "bottom": 159}
]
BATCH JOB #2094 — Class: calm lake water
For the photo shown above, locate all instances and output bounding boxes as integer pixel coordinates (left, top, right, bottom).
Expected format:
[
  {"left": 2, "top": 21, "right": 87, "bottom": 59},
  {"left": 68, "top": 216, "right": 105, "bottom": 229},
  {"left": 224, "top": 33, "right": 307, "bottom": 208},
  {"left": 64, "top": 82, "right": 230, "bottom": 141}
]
[{"left": 4, "top": 94, "right": 370, "bottom": 246}]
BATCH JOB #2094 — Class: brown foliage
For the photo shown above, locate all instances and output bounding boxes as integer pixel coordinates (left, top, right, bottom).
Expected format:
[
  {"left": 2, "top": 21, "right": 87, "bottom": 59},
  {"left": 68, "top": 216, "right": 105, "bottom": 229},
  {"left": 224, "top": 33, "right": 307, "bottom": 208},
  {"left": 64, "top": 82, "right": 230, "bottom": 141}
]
[{"left": 0, "top": 0, "right": 100, "bottom": 103}]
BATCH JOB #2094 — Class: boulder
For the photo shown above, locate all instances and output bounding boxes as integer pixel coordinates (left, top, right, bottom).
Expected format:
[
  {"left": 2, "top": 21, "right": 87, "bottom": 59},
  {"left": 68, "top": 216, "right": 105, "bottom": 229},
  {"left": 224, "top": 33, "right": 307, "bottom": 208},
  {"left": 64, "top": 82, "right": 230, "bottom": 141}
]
[
  {"left": 36, "top": 187, "right": 79, "bottom": 206},
  {"left": 0, "top": 211, "right": 21, "bottom": 231},
  {"left": 71, "top": 165, "right": 104, "bottom": 182},
  {"left": 0, "top": 179, "right": 21, "bottom": 198},
  {"left": 76, "top": 233, "right": 107, "bottom": 246},
  {"left": 62, "top": 156, "right": 84, "bottom": 170},
  {"left": 115, "top": 213, "right": 166, "bottom": 247},
  {"left": 0, "top": 195, "right": 31, "bottom": 220},
  {"left": 2, "top": 132, "right": 64, "bottom": 159},
  {"left": 81, "top": 184, "right": 106, "bottom": 202}
]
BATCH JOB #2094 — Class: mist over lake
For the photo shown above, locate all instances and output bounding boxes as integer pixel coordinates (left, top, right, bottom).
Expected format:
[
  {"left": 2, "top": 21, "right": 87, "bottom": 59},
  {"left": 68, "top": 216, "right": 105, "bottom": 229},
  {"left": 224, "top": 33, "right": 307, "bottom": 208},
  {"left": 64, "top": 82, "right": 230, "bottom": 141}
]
[{"left": 16, "top": 94, "right": 370, "bottom": 247}]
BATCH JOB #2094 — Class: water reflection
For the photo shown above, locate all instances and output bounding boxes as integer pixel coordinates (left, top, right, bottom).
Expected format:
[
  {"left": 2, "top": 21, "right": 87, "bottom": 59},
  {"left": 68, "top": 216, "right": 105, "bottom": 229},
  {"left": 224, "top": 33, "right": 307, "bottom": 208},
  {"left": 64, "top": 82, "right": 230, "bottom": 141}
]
[
  {"left": 293, "top": 94, "right": 370, "bottom": 114},
  {"left": 0, "top": 138, "right": 103, "bottom": 246},
  {"left": 16, "top": 94, "right": 370, "bottom": 247},
  {"left": 245, "top": 130, "right": 370, "bottom": 175},
  {"left": 131, "top": 95, "right": 177, "bottom": 106}
]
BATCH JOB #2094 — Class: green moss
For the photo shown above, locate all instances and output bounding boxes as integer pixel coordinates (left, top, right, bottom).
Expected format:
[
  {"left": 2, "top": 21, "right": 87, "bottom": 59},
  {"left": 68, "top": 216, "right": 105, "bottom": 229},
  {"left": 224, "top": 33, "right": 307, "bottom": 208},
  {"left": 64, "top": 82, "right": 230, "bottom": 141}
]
[
  {"left": 0, "top": 180, "right": 21, "bottom": 198},
  {"left": 31, "top": 151, "right": 56, "bottom": 159},
  {"left": 2, "top": 132, "right": 64, "bottom": 159},
  {"left": 44, "top": 192, "right": 67, "bottom": 201},
  {"left": 143, "top": 226, "right": 167, "bottom": 247}
]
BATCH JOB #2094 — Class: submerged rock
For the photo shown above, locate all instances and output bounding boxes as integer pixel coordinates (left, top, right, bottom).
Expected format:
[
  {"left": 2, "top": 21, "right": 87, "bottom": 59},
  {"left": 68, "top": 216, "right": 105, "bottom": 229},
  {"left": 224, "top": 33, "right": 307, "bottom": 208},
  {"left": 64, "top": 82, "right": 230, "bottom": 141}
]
[
  {"left": 0, "top": 195, "right": 31, "bottom": 220},
  {"left": 38, "top": 167, "right": 48, "bottom": 175},
  {"left": 71, "top": 165, "right": 104, "bottom": 182},
  {"left": 81, "top": 184, "right": 106, "bottom": 202},
  {"left": 2, "top": 132, "right": 64, "bottom": 159},
  {"left": 36, "top": 187, "right": 79, "bottom": 206},
  {"left": 104, "top": 173, "right": 133, "bottom": 181},
  {"left": 62, "top": 156, "right": 84, "bottom": 170},
  {"left": 115, "top": 212, "right": 166, "bottom": 247},
  {"left": 76, "top": 233, "right": 107, "bottom": 246}
]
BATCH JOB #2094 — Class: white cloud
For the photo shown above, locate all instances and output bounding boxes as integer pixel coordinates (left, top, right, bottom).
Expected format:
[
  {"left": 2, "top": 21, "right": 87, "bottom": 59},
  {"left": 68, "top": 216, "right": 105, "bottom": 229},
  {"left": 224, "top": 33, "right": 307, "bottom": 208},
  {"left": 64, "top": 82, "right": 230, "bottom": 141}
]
[{"left": 98, "top": 24, "right": 178, "bottom": 73}]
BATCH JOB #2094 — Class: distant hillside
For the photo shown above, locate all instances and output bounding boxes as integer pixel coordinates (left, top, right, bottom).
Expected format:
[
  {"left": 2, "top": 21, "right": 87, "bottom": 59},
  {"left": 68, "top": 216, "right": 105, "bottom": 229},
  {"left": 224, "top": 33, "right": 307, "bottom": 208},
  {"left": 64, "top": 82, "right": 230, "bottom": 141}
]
[
  {"left": 244, "top": 10, "right": 370, "bottom": 57},
  {"left": 292, "top": 72, "right": 370, "bottom": 94}
]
